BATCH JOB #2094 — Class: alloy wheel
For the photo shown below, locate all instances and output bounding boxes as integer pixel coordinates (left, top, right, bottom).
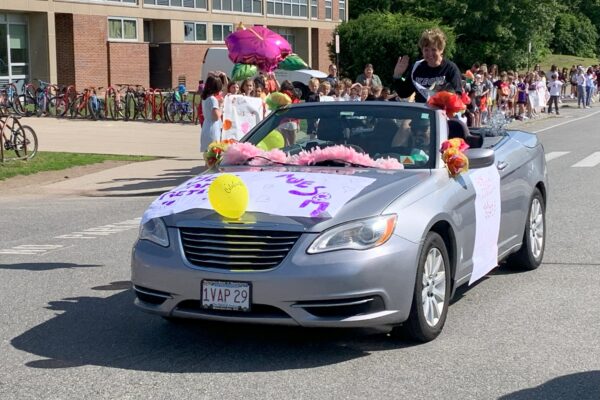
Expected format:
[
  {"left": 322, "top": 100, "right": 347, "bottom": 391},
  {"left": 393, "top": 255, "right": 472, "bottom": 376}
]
[{"left": 421, "top": 247, "right": 446, "bottom": 327}]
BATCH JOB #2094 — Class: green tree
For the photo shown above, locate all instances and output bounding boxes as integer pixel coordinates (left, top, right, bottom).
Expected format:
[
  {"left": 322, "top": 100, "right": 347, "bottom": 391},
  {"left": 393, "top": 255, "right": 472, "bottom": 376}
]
[
  {"left": 447, "top": 0, "right": 560, "bottom": 70},
  {"left": 330, "top": 13, "right": 455, "bottom": 86},
  {"left": 551, "top": 12, "right": 599, "bottom": 58},
  {"left": 348, "top": 0, "right": 392, "bottom": 19}
]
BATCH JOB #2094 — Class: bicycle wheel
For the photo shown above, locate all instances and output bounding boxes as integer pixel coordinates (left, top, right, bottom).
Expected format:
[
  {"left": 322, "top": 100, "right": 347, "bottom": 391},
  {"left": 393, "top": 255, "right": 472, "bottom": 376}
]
[
  {"left": 13, "top": 125, "right": 38, "bottom": 159},
  {"left": 13, "top": 93, "right": 27, "bottom": 116},
  {"left": 35, "top": 90, "right": 48, "bottom": 117},
  {"left": 87, "top": 96, "right": 99, "bottom": 121},
  {"left": 124, "top": 92, "right": 136, "bottom": 121},
  {"left": 48, "top": 96, "right": 67, "bottom": 117},
  {"left": 165, "top": 101, "right": 179, "bottom": 123}
]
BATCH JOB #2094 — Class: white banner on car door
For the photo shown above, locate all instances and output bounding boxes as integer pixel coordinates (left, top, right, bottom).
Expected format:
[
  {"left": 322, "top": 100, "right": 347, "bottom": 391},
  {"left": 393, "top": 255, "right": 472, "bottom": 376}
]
[{"left": 469, "top": 165, "right": 501, "bottom": 285}]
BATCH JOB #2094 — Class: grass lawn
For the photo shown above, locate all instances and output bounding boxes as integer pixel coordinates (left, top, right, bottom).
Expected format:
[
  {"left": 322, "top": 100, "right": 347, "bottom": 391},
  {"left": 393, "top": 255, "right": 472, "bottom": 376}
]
[
  {"left": 0, "top": 152, "right": 155, "bottom": 181},
  {"left": 536, "top": 54, "right": 599, "bottom": 73}
]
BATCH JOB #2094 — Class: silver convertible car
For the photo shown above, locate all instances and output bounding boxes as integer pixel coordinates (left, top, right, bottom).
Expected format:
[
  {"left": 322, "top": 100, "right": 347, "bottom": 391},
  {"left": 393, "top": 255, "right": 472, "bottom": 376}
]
[{"left": 131, "top": 102, "right": 547, "bottom": 342}]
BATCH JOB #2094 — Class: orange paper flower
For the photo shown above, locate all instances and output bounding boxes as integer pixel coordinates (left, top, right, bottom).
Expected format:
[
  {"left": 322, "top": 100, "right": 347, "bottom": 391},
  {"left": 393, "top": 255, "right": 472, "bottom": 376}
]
[
  {"left": 440, "top": 138, "right": 469, "bottom": 177},
  {"left": 204, "top": 139, "right": 237, "bottom": 168},
  {"left": 223, "top": 119, "right": 232, "bottom": 130},
  {"left": 427, "top": 91, "right": 467, "bottom": 117}
]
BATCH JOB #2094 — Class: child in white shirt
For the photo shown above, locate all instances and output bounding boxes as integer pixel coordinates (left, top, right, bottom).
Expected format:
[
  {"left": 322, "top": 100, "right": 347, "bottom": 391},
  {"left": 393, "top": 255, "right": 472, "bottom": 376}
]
[{"left": 547, "top": 73, "right": 563, "bottom": 114}]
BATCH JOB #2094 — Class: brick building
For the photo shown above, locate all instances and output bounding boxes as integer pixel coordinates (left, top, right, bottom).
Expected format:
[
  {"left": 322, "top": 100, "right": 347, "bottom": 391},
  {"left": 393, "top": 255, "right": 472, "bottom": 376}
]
[{"left": 1, "top": 0, "right": 346, "bottom": 90}]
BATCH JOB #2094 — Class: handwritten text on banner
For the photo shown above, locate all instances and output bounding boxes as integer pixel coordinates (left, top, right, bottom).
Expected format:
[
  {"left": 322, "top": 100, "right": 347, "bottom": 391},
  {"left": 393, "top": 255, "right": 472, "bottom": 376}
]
[{"left": 141, "top": 171, "right": 376, "bottom": 224}]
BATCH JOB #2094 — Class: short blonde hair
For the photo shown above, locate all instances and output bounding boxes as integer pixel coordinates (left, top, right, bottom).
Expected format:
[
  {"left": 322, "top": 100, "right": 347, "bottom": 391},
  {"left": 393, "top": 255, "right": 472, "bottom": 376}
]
[
  {"left": 319, "top": 81, "right": 331, "bottom": 93},
  {"left": 418, "top": 28, "right": 446, "bottom": 51}
]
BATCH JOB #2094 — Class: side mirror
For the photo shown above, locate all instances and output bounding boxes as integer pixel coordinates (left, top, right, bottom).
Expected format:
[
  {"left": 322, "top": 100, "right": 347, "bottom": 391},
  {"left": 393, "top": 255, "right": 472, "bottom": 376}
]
[{"left": 465, "top": 148, "right": 495, "bottom": 169}]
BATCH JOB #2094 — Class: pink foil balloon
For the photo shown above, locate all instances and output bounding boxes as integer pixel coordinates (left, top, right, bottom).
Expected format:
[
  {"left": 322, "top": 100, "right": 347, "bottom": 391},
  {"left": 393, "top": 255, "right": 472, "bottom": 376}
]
[{"left": 226, "top": 25, "right": 293, "bottom": 72}]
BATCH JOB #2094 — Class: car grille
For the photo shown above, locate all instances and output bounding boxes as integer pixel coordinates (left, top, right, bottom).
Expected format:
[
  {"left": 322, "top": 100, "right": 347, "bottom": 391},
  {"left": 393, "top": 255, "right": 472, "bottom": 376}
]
[{"left": 180, "top": 227, "right": 302, "bottom": 270}]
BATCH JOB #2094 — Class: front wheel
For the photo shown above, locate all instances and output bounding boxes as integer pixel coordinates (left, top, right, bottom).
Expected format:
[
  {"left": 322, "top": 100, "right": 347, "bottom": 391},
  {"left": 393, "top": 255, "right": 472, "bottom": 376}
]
[
  {"left": 507, "top": 188, "right": 545, "bottom": 270},
  {"left": 13, "top": 125, "right": 38, "bottom": 159},
  {"left": 392, "top": 232, "right": 451, "bottom": 342}
]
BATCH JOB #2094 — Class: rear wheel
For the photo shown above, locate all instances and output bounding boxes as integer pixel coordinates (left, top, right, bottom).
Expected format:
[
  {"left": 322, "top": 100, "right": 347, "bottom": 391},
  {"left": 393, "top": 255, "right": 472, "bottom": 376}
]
[
  {"left": 124, "top": 93, "right": 136, "bottom": 121},
  {"left": 507, "top": 188, "right": 545, "bottom": 270},
  {"left": 164, "top": 100, "right": 177, "bottom": 122},
  {"left": 391, "top": 232, "right": 451, "bottom": 342},
  {"left": 13, "top": 125, "right": 38, "bottom": 159}
]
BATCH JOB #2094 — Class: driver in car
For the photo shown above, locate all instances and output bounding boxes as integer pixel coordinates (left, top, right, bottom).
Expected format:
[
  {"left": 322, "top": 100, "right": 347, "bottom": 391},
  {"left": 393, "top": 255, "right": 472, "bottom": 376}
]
[{"left": 390, "top": 118, "right": 431, "bottom": 164}]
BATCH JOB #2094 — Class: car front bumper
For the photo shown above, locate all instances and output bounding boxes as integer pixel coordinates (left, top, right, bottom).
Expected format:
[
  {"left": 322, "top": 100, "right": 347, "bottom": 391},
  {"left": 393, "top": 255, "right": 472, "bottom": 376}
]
[{"left": 131, "top": 227, "right": 420, "bottom": 328}]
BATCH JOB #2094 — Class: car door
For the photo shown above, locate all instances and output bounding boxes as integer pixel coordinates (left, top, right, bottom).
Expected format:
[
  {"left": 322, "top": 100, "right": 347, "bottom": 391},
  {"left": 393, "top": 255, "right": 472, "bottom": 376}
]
[{"left": 489, "top": 134, "right": 532, "bottom": 257}]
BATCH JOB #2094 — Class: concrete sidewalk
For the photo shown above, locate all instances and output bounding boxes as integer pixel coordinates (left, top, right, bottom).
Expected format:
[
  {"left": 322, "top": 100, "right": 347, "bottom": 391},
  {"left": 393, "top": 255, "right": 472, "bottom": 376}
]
[
  {"left": 15, "top": 117, "right": 206, "bottom": 197},
  {"left": 5, "top": 101, "right": 596, "bottom": 198}
]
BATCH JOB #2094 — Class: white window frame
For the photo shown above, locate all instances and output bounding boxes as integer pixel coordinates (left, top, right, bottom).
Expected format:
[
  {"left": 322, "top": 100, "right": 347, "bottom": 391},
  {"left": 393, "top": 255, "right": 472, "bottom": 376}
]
[
  {"left": 60, "top": 0, "right": 137, "bottom": 5},
  {"left": 338, "top": 0, "right": 346, "bottom": 21},
  {"left": 212, "top": 0, "right": 262, "bottom": 14},
  {"left": 143, "top": 0, "right": 208, "bottom": 9},
  {"left": 108, "top": 17, "right": 138, "bottom": 42},
  {"left": 310, "top": 0, "right": 317, "bottom": 19},
  {"left": 266, "top": 0, "right": 308, "bottom": 18},
  {"left": 325, "top": 0, "right": 332, "bottom": 20},
  {"left": 184, "top": 21, "right": 208, "bottom": 42},
  {"left": 211, "top": 23, "right": 233, "bottom": 43}
]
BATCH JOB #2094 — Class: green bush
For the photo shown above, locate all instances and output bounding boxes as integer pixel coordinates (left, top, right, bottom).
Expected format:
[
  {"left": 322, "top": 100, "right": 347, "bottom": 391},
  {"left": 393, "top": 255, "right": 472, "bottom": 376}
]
[
  {"left": 330, "top": 13, "right": 455, "bottom": 87},
  {"left": 551, "top": 12, "right": 598, "bottom": 58}
]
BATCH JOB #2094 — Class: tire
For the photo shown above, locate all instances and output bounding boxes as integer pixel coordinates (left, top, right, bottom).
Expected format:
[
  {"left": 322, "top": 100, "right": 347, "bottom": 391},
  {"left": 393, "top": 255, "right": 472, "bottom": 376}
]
[
  {"left": 35, "top": 90, "right": 46, "bottom": 117},
  {"left": 13, "top": 125, "right": 38, "bottom": 159},
  {"left": 506, "top": 188, "right": 545, "bottom": 270},
  {"left": 13, "top": 95, "right": 26, "bottom": 116},
  {"left": 124, "top": 93, "right": 136, "bottom": 121},
  {"left": 48, "top": 96, "right": 67, "bottom": 118},
  {"left": 87, "top": 96, "right": 99, "bottom": 121},
  {"left": 392, "top": 232, "right": 451, "bottom": 342},
  {"left": 164, "top": 100, "right": 176, "bottom": 122}
]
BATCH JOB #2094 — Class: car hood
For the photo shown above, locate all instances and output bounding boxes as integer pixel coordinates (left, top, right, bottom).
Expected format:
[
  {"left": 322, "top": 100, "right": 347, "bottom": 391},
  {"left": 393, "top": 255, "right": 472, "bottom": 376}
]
[{"left": 163, "top": 166, "right": 430, "bottom": 232}]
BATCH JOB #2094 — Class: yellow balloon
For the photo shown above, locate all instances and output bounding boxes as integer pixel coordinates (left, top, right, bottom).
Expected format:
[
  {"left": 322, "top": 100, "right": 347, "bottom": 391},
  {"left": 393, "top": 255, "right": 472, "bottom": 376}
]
[
  {"left": 257, "top": 129, "right": 285, "bottom": 150},
  {"left": 208, "top": 174, "right": 249, "bottom": 219}
]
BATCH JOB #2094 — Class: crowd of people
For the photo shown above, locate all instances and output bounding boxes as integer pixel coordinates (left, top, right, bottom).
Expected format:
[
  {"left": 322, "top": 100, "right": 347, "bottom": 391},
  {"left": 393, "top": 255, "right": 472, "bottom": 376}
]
[{"left": 198, "top": 27, "right": 599, "bottom": 150}]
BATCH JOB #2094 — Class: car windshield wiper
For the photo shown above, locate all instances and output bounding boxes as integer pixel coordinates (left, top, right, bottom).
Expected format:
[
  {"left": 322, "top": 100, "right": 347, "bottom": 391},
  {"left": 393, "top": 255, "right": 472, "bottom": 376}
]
[{"left": 312, "top": 159, "right": 373, "bottom": 168}]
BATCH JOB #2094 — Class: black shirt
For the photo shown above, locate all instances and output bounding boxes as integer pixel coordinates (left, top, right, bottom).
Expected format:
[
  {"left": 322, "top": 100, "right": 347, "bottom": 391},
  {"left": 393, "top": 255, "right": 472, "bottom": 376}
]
[{"left": 393, "top": 59, "right": 462, "bottom": 103}]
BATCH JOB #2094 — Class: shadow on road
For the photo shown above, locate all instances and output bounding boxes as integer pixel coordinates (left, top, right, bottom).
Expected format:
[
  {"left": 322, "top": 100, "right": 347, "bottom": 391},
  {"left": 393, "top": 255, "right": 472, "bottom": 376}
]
[
  {"left": 498, "top": 371, "right": 600, "bottom": 400},
  {"left": 11, "top": 285, "right": 417, "bottom": 372},
  {"left": 0, "top": 263, "right": 102, "bottom": 271},
  {"left": 96, "top": 163, "right": 208, "bottom": 196}
]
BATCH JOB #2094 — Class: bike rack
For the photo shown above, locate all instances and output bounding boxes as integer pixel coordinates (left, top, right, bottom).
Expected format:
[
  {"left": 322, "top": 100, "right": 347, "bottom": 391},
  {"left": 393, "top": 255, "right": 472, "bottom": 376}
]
[
  {"left": 151, "top": 88, "right": 163, "bottom": 121},
  {"left": 192, "top": 91, "right": 200, "bottom": 125}
]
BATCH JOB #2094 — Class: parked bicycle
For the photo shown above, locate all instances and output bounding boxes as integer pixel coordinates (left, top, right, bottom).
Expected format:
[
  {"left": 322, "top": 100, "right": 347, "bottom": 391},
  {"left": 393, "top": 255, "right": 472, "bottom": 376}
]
[
  {"left": 0, "top": 83, "right": 24, "bottom": 116},
  {"left": 0, "top": 115, "right": 38, "bottom": 161},
  {"left": 164, "top": 85, "right": 193, "bottom": 123}
]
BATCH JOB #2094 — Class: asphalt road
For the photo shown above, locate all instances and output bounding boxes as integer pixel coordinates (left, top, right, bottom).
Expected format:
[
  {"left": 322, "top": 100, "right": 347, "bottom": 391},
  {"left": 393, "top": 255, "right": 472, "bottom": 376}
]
[{"left": 1, "top": 113, "right": 599, "bottom": 399}]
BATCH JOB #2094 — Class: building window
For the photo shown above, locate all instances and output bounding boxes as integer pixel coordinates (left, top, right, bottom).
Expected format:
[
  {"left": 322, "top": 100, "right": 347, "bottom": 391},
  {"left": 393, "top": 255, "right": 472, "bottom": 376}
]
[
  {"left": 108, "top": 17, "right": 137, "bottom": 40},
  {"left": 325, "top": 0, "right": 332, "bottom": 19},
  {"left": 212, "top": 0, "right": 262, "bottom": 13},
  {"left": 266, "top": 0, "right": 308, "bottom": 17},
  {"left": 212, "top": 23, "right": 233, "bottom": 42},
  {"left": 272, "top": 27, "right": 295, "bottom": 51},
  {"left": 184, "top": 22, "right": 207, "bottom": 42},
  {"left": 144, "top": 0, "right": 207, "bottom": 8},
  {"left": 106, "top": 0, "right": 137, "bottom": 3},
  {"left": 339, "top": 0, "right": 345, "bottom": 21},
  {"left": 310, "top": 0, "right": 317, "bottom": 19}
]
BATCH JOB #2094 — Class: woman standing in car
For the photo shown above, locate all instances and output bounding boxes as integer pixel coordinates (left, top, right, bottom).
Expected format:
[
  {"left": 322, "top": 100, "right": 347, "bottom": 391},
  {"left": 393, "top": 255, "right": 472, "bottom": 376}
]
[{"left": 392, "top": 28, "right": 462, "bottom": 103}]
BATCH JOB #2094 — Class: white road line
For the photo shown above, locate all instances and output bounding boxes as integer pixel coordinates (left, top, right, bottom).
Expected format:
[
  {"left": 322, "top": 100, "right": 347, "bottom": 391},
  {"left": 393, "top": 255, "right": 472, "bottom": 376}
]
[
  {"left": 533, "top": 110, "right": 600, "bottom": 133},
  {"left": 0, "top": 245, "right": 64, "bottom": 255},
  {"left": 572, "top": 152, "right": 600, "bottom": 168},
  {"left": 545, "top": 151, "right": 570, "bottom": 162}
]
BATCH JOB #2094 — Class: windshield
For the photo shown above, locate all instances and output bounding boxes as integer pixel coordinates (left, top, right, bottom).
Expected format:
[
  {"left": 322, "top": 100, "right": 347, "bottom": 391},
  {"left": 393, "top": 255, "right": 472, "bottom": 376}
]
[{"left": 243, "top": 103, "right": 437, "bottom": 169}]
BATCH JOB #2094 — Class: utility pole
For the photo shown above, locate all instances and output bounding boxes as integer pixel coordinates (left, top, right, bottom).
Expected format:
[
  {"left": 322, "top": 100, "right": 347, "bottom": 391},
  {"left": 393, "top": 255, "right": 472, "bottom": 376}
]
[{"left": 527, "top": 41, "right": 532, "bottom": 72}]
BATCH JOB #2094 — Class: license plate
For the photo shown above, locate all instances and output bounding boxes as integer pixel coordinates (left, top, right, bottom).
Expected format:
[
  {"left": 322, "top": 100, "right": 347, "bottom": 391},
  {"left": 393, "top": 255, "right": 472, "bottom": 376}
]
[{"left": 201, "top": 280, "right": 251, "bottom": 312}]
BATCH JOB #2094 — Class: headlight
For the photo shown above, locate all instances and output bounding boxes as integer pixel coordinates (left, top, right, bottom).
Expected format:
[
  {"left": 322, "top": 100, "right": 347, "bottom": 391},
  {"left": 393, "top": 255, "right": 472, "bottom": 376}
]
[
  {"left": 307, "top": 215, "right": 397, "bottom": 254},
  {"left": 139, "top": 218, "right": 169, "bottom": 247}
]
